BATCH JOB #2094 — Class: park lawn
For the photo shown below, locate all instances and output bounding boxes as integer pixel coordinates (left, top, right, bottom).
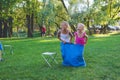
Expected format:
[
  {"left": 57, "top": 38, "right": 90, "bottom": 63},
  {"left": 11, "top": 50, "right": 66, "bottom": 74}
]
[{"left": 0, "top": 35, "right": 120, "bottom": 80}]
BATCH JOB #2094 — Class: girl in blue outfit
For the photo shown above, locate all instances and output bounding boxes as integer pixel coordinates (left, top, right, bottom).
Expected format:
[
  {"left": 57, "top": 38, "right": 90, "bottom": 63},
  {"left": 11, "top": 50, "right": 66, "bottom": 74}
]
[
  {"left": 73, "top": 23, "right": 88, "bottom": 67},
  {"left": 58, "top": 21, "right": 73, "bottom": 66}
]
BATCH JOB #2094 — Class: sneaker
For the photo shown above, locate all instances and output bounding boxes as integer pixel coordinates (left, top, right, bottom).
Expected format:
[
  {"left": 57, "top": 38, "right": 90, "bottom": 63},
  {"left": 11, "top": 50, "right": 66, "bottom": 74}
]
[{"left": 0, "top": 58, "right": 4, "bottom": 62}]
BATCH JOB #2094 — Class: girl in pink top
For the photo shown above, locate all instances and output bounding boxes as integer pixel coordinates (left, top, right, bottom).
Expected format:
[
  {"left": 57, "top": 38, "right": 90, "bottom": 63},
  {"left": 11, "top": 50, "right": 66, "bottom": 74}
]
[{"left": 74, "top": 23, "right": 88, "bottom": 45}]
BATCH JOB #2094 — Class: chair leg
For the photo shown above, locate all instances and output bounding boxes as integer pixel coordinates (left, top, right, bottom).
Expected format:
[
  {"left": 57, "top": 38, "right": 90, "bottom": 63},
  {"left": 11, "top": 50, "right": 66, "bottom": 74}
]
[
  {"left": 3, "top": 45, "right": 13, "bottom": 54},
  {"left": 10, "top": 46, "right": 13, "bottom": 54},
  {"left": 50, "top": 55, "right": 58, "bottom": 64},
  {"left": 2, "top": 48, "right": 5, "bottom": 55},
  {"left": 42, "top": 55, "right": 52, "bottom": 67}
]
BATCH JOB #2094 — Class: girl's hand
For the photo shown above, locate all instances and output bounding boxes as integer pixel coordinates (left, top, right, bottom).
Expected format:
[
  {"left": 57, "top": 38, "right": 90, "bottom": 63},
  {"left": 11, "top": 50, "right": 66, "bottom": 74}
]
[
  {"left": 84, "top": 37, "right": 87, "bottom": 44},
  {"left": 69, "top": 41, "right": 72, "bottom": 44},
  {"left": 74, "top": 42, "right": 76, "bottom": 44},
  {"left": 63, "top": 41, "right": 66, "bottom": 44}
]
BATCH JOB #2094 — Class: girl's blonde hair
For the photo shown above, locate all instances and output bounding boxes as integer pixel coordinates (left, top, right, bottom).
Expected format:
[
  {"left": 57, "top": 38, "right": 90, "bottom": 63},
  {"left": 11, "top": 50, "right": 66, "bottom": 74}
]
[
  {"left": 60, "top": 21, "right": 71, "bottom": 31},
  {"left": 77, "top": 23, "right": 85, "bottom": 30},
  {"left": 60, "top": 21, "right": 70, "bottom": 28}
]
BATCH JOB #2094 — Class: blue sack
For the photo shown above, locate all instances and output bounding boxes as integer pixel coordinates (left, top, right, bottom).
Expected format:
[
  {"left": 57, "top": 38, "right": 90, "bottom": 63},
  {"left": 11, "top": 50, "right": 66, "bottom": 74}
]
[
  {"left": 0, "top": 43, "right": 3, "bottom": 50},
  {"left": 60, "top": 42, "right": 86, "bottom": 67}
]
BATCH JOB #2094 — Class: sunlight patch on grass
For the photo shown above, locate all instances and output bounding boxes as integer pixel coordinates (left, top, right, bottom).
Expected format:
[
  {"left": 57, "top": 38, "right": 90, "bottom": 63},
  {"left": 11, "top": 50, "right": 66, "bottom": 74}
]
[
  {"left": 0, "top": 37, "right": 59, "bottom": 43},
  {"left": 109, "top": 31, "right": 120, "bottom": 35},
  {"left": 39, "top": 38, "right": 58, "bottom": 43},
  {"left": 91, "top": 38, "right": 105, "bottom": 42},
  {"left": 93, "top": 34, "right": 110, "bottom": 37},
  {"left": 93, "top": 31, "right": 120, "bottom": 37}
]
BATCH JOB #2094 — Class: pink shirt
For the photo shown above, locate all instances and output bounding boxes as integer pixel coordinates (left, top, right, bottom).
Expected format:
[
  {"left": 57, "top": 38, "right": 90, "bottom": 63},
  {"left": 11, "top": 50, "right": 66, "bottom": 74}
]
[{"left": 74, "top": 32, "right": 86, "bottom": 45}]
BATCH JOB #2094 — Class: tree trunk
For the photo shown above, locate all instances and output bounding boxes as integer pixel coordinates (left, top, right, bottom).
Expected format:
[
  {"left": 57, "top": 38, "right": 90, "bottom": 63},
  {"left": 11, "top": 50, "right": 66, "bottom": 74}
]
[
  {"left": 60, "top": 0, "right": 69, "bottom": 14},
  {"left": 60, "top": 0, "right": 82, "bottom": 32},
  {"left": 3, "top": 20, "right": 8, "bottom": 37},
  {"left": 31, "top": 13, "right": 34, "bottom": 33},
  {"left": 8, "top": 17, "right": 13, "bottom": 37},
  {"left": 26, "top": 15, "right": 33, "bottom": 37},
  {"left": 100, "top": 24, "right": 107, "bottom": 34},
  {"left": 54, "top": 22, "right": 59, "bottom": 29},
  {"left": 26, "top": 0, "right": 33, "bottom": 37},
  {"left": 0, "top": 19, "right": 2, "bottom": 38},
  {"left": 100, "top": 25, "right": 103, "bottom": 34},
  {"left": 86, "top": 19, "right": 92, "bottom": 35},
  {"left": 38, "top": 24, "right": 42, "bottom": 37},
  {"left": 109, "top": 0, "right": 112, "bottom": 17},
  {"left": 92, "top": 25, "right": 96, "bottom": 34},
  {"left": 103, "top": 24, "right": 108, "bottom": 34},
  {"left": 69, "top": 23, "right": 76, "bottom": 32},
  {"left": 48, "top": 26, "right": 50, "bottom": 35}
]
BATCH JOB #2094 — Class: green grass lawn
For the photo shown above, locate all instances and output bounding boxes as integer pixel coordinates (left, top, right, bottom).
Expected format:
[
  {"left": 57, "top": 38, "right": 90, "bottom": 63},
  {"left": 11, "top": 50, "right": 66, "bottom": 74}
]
[{"left": 0, "top": 35, "right": 120, "bottom": 80}]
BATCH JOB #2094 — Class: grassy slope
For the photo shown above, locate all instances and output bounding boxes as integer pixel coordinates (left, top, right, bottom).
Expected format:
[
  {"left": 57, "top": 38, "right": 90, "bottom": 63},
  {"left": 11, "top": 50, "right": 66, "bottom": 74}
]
[{"left": 0, "top": 35, "right": 120, "bottom": 80}]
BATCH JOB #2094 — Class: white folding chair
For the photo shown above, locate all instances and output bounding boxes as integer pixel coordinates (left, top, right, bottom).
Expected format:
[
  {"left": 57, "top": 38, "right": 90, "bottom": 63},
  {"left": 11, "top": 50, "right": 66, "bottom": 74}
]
[
  {"left": 42, "top": 52, "right": 58, "bottom": 67},
  {"left": 3, "top": 45, "right": 13, "bottom": 54}
]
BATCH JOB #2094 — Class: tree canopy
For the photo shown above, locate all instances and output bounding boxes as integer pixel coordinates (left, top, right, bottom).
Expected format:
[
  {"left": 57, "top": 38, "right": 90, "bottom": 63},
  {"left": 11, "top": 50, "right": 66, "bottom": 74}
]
[{"left": 0, "top": 0, "right": 119, "bottom": 38}]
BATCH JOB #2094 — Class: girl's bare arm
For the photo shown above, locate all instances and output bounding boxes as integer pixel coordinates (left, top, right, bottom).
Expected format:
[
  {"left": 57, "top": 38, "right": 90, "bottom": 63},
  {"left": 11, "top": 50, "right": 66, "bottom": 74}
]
[
  {"left": 57, "top": 31, "right": 65, "bottom": 43},
  {"left": 69, "top": 32, "right": 73, "bottom": 43}
]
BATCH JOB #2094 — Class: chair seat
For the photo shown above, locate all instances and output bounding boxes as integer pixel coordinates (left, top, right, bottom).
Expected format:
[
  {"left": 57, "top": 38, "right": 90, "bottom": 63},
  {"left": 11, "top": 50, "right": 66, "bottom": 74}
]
[
  {"left": 42, "top": 52, "right": 56, "bottom": 55},
  {"left": 4, "top": 45, "right": 12, "bottom": 47},
  {"left": 42, "top": 52, "right": 58, "bottom": 67}
]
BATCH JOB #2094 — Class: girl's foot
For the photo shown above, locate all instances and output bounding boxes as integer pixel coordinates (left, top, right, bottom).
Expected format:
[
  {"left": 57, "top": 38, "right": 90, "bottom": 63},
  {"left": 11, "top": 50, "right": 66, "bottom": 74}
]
[{"left": 0, "top": 58, "right": 4, "bottom": 62}]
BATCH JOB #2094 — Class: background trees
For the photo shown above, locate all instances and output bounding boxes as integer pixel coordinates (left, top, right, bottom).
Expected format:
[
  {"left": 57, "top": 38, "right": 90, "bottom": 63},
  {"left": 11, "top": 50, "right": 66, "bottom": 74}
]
[
  {"left": 0, "top": 0, "right": 119, "bottom": 38},
  {"left": 0, "top": 0, "right": 20, "bottom": 38}
]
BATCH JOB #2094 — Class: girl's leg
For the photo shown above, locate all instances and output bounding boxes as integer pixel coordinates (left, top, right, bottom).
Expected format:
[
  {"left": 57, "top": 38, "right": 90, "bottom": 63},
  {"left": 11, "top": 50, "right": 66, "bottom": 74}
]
[{"left": 0, "top": 50, "right": 3, "bottom": 61}]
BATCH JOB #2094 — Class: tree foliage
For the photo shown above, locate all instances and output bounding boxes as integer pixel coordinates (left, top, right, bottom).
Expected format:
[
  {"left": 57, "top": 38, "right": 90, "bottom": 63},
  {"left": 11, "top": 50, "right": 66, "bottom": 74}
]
[{"left": 0, "top": 0, "right": 119, "bottom": 38}]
